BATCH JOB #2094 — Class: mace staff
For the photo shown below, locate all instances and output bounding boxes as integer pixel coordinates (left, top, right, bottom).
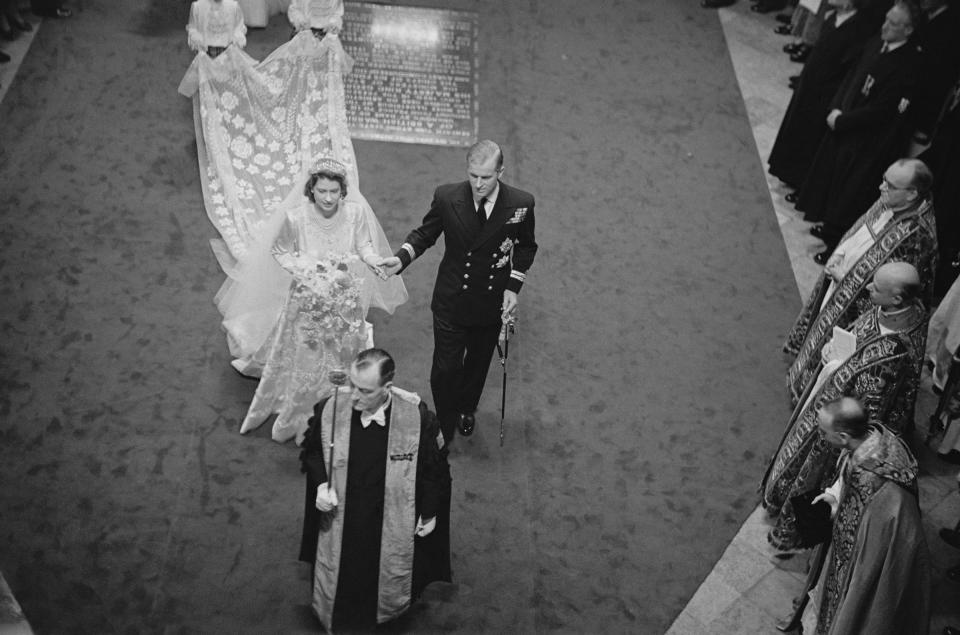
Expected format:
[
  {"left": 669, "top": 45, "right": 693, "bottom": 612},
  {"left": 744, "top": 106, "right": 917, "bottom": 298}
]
[
  {"left": 497, "top": 318, "right": 516, "bottom": 447},
  {"left": 327, "top": 369, "right": 349, "bottom": 492}
]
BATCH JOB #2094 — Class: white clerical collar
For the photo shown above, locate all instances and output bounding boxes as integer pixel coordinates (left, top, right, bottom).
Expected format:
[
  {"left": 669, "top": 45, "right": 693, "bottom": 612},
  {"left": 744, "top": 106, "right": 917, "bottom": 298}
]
[
  {"left": 928, "top": 5, "right": 948, "bottom": 20},
  {"left": 879, "top": 305, "right": 913, "bottom": 318},
  {"left": 359, "top": 393, "right": 392, "bottom": 428}
]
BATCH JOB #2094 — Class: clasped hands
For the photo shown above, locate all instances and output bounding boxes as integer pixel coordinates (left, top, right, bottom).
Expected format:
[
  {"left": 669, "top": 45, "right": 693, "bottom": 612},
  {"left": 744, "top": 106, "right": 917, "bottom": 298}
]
[
  {"left": 374, "top": 256, "right": 403, "bottom": 278},
  {"left": 315, "top": 483, "right": 339, "bottom": 511},
  {"left": 826, "top": 109, "right": 842, "bottom": 130}
]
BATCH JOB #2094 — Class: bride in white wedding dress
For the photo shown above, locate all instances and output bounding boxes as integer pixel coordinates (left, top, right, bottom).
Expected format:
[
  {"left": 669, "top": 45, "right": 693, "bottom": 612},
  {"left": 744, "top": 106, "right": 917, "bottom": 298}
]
[
  {"left": 180, "top": 18, "right": 406, "bottom": 442},
  {"left": 224, "top": 159, "right": 406, "bottom": 442}
]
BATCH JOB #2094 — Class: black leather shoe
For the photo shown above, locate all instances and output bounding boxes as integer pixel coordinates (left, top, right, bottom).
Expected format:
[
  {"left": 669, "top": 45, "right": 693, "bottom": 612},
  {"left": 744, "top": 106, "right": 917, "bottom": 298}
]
[
  {"left": 0, "top": 50, "right": 10, "bottom": 63},
  {"left": 776, "top": 13, "right": 792, "bottom": 24},
  {"left": 941, "top": 527, "right": 960, "bottom": 549},
  {"left": 785, "top": 192, "right": 799, "bottom": 204},
  {"left": 790, "top": 45, "right": 812, "bottom": 63},
  {"left": 775, "top": 25, "right": 792, "bottom": 35},
  {"left": 809, "top": 225, "right": 827, "bottom": 238},
  {"left": 813, "top": 250, "right": 830, "bottom": 265},
  {"left": 457, "top": 413, "right": 475, "bottom": 436},
  {"left": 783, "top": 42, "right": 803, "bottom": 54},
  {"left": 701, "top": 0, "right": 736, "bottom": 7}
]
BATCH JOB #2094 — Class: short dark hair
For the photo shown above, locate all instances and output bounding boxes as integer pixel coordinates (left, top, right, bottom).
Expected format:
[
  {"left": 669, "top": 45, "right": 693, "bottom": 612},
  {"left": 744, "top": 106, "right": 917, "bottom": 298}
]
[
  {"left": 304, "top": 170, "right": 348, "bottom": 202},
  {"left": 823, "top": 397, "right": 870, "bottom": 439},
  {"left": 355, "top": 348, "right": 395, "bottom": 386}
]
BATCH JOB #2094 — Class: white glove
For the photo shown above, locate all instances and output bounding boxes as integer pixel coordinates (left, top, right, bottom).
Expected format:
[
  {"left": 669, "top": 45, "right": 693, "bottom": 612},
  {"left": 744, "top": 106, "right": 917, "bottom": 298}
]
[
  {"left": 812, "top": 491, "right": 839, "bottom": 518},
  {"left": 415, "top": 515, "right": 436, "bottom": 537},
  {"left": 315, "top": 484, "right": 339, "bottom": 511}
]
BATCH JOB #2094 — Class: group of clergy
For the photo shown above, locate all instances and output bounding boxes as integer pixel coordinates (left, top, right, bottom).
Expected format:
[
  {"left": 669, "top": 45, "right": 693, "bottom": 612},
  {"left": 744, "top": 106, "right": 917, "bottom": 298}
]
[
  {"left": 767, "top": 0, "right": 960, "bottom": 293},
  {"left": 758, "top": 155, "right": 939, "bottom": 633},
  {"left": 758, "top": 1, "right": 960, "bottom": 628}
]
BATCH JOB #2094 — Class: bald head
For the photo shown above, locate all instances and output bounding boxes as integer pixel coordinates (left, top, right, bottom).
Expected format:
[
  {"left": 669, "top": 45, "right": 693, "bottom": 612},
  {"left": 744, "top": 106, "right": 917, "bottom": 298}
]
[
  {"left": 868, "top": 262, "right": 921, "bottom": 309},
  {"left": 875, "top": 262, "right": 921, "bottom": 303},
  {"left": 819, "top": 397, "right": 870, "bottom": 442},
  {"left": 890, "top": 158, "right": 934, "bottom": 196}
]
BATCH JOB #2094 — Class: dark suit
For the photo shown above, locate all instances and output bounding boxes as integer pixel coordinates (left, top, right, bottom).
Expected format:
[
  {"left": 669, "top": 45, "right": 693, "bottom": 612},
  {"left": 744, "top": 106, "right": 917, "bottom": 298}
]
[
  {"left": 796, "top": 36, "right": 921, "bottom": 245},
  {"left": 396, "top": 180, "right": 537, "bottom": 439},
  {"left": 912, "top": 6, "right": 960, "bottom": 139},
  {"left": 768, "top": 9, "right": 875, "bottom": 189}
]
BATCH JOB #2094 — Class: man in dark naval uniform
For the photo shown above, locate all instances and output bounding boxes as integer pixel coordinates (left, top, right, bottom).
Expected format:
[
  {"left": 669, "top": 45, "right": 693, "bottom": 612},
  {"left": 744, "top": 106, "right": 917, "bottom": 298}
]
[{"left": 382, "top": 140, "right": 538, "bottom": 441}]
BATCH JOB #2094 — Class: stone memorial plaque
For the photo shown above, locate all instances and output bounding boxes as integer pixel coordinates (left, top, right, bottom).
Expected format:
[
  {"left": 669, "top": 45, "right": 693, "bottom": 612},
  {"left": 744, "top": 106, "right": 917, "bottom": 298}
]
[{"left": 341, "top": 2, "right": 478, "bottom": 147}]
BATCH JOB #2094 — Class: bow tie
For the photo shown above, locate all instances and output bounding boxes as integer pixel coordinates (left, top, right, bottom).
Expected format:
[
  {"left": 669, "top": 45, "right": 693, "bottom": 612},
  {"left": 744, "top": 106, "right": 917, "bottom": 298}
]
[{"left": 360, "top": 411, "right": 386, "bottom": 428}]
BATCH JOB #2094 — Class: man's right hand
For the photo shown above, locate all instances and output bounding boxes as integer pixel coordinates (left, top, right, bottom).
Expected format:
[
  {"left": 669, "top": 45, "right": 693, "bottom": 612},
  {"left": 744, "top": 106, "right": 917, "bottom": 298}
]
[
  {"left": 316, "top": 484, "right": 339, "bottom": 511},
  {"left": 826, "top": 109, "right": 842, "bottom": 130},
  {"left": 824, "top": 251, "right": 844, "bottom": 280},
  {"left": 378, "top": 256, "right": 402, "bottom": 277},
  {"left": 820, "top": 340, "right": 835, "bottom": 365},
  {"left": 812, "top": 491, "right": 839, "bottom": 518}
]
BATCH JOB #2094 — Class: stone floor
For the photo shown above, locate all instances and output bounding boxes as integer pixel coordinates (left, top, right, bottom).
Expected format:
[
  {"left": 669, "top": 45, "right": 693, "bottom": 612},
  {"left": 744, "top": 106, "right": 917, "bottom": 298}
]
[{"left": 666, "top": 4, "right": 960, "bottom": 634}]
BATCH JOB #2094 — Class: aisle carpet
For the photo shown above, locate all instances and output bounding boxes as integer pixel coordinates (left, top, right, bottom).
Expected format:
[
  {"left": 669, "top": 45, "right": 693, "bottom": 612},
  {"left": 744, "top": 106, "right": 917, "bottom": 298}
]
[{"left": 0, "top": 1, "right": 799, "bottom": 632}]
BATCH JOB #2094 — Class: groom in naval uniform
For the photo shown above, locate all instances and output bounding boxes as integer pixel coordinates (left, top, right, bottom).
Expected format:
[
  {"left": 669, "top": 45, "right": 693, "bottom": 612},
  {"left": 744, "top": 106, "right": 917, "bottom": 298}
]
[{"left": 382, "top": 140, "right": 538, "bottom": 441}]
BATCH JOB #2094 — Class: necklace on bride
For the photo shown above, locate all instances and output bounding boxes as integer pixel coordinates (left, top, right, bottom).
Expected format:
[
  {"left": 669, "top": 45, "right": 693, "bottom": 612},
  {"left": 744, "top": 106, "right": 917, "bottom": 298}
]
[{"left": 311, "top": 202, "right": 345, "bottom": 229}]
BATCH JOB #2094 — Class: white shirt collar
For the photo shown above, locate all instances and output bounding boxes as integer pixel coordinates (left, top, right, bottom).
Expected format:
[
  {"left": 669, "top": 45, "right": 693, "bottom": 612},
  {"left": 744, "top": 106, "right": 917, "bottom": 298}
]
[
  {"left": 477, "top": 182, "right": 500, "bottom": 217},
  {"left": 883, "top": 39, "right": 907, "bottom": 53},
  {"left": 359, "top": 392, "right": 392, "bottom": 428}
]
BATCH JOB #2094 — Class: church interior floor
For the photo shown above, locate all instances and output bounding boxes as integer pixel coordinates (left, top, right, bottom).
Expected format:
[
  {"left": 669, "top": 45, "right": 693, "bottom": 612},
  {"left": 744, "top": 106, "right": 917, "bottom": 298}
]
[{"left": 0, "top": 2, "right": 957, "bottom": 634}]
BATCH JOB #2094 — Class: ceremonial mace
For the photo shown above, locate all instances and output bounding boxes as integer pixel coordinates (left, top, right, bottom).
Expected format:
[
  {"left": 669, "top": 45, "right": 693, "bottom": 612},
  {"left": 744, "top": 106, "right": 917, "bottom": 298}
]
[
  {"left": 327, "top": 369, "right": 349, "bottom": 492},
  {"left": 496, "top": 318, "right": 516, "bottom": 447}
]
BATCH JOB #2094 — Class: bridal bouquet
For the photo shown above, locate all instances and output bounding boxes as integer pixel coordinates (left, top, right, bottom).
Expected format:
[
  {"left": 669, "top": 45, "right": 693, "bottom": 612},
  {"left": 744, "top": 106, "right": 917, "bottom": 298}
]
[{"left": 290, "top": 256, "right": 365, "bottom": 353}]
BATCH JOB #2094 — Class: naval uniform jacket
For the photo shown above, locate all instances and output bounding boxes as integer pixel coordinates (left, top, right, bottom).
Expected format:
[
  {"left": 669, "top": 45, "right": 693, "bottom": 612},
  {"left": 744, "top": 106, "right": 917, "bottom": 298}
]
[{"left": 396, "top": 180, "right": 538, "bottom": 326}]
